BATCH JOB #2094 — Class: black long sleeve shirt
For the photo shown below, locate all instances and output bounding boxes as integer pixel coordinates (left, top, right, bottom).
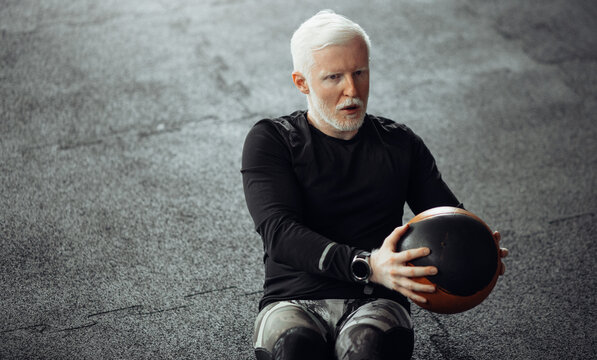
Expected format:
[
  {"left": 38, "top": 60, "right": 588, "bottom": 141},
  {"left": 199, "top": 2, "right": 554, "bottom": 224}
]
[{"left": 241, "top": 110, "right": 460, "bottom": 310}]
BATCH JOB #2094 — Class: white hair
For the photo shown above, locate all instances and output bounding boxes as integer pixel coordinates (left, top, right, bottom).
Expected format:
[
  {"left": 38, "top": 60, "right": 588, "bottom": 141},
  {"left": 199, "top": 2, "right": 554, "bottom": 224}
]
[{"left": 290, "top": 10, "right": 371, "bottom": 81}]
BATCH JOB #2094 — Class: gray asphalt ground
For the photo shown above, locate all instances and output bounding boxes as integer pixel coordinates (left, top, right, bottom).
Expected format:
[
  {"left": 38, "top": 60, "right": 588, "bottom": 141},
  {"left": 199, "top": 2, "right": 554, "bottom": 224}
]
[{"left": 1, "top": 0, "right": 596, "bottom": 359}]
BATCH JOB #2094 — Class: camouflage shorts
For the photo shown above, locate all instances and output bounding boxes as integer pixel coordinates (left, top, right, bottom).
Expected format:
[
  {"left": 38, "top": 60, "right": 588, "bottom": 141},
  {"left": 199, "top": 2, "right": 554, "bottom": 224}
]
[{"left": 253, "top": 298, "right": 413, "bottom": 359}]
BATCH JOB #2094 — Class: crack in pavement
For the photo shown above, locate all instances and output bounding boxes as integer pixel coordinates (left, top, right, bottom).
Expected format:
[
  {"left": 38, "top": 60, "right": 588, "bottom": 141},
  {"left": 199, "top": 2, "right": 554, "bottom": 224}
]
[
  {"left": 429, "top": 313, "right": 477, "bottom": 360},
  {"left": 1, "top": 285, "right": 242, "bottom": 336}
]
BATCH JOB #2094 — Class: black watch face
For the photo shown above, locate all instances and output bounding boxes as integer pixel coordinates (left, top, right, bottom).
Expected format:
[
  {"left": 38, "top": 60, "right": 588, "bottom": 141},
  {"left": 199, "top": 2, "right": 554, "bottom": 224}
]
[{"left": 353, "top": 260, "right": 369, "bottom": 278}]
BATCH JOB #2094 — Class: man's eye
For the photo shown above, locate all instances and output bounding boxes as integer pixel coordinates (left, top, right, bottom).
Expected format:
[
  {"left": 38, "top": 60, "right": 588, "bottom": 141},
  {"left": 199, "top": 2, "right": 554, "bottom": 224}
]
[{"left": 327, "top": 74, "right": 339, "bottom": 80}]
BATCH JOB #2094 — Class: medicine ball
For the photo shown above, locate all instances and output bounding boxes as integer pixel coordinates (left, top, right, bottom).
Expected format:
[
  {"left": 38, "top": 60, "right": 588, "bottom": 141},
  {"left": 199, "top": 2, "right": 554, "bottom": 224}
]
[{"left": 397, "top": 206, "right": 500, "bottom": 314}]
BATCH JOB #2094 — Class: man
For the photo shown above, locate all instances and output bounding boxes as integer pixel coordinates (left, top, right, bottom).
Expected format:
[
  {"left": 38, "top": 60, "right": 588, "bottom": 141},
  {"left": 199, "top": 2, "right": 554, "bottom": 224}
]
[{"left": 241, "top": 10, "right": 508, "bottom": 360}]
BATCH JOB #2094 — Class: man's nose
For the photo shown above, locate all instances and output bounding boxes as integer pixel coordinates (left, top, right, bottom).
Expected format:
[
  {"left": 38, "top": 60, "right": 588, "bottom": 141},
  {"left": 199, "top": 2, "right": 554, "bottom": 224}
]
[{"left": 343, "top": 75, "right": 358, "bottom": 97}]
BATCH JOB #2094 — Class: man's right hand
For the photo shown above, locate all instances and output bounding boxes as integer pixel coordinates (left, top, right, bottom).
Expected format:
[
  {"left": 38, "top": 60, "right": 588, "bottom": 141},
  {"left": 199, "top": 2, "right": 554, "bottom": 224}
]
[{"left": 369, "top": 224, "right": 438, "bottom": 303}]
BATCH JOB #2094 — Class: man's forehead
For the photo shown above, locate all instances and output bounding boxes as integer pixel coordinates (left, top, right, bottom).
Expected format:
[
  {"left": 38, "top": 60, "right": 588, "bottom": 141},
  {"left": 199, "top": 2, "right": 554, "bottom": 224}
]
[
  {"left": 315, "top": 64, "right": 369, "bottom": 75},
  {"left": 312, "top": 50, "right": 369, "bottom": 74}
]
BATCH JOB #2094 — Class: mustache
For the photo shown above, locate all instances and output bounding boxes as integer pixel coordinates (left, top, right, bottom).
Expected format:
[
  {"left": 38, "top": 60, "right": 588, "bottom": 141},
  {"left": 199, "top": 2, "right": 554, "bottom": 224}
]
[{"left": 336, "top": 98, "right": 364, "bottom": 111}]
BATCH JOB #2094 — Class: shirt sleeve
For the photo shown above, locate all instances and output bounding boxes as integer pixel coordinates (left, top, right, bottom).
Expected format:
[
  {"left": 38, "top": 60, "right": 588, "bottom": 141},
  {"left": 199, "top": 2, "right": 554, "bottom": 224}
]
[
  {"left": 406, "top": 131, "right": 462, "bottom": 214},
  {"left": 241, "top": 121, "right": 356, "bottom": 282}
]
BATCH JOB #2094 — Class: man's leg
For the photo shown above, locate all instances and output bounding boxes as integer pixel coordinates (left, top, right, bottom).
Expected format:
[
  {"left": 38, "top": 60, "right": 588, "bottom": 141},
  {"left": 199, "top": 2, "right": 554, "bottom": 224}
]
[
  {"left": 335, "top": 299, "right": 414, "bottom": 360},
  {"left": 253, "top": 301, "right": 331, "bottom": 360}
]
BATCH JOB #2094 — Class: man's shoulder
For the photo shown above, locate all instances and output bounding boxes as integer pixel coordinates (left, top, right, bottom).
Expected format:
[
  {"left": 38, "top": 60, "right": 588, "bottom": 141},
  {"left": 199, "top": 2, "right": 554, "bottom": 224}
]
[
  {"left": 365, "top": 114, "right": 417, "bottom": 139},
  {"left": 245, "top": 111, "right": 309, "bottom": 150},
  {"left": 253, "top": 110, "right": 307, "bottom": 134}
]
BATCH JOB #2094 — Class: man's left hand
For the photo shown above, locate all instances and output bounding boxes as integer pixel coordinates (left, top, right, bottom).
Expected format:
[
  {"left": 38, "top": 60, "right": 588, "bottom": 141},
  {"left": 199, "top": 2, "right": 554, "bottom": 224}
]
[{"left": 493, "top": 231, "right": 509, "bottom": 276}]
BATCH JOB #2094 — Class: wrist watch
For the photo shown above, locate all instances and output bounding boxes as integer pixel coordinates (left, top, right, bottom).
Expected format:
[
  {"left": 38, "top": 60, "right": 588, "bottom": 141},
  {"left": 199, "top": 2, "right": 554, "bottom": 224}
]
[{"left": 351, "top": 251, "right": 372, "bottom": 283}]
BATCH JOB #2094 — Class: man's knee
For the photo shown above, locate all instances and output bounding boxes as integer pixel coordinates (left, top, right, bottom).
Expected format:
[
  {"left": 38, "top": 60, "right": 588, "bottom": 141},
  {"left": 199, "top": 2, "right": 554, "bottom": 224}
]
[
  {"left": 253, "top": 301, "right": 329, "bottom": 360},
  {"left": 335, "top": 324, "right": 414, "bottom": 360},
  {"left": 384, "top": 326, "right": 414, "bottom": 359},
  {"left": 258, "top": 326, "right": 328, "bottom": 360},
  {"left": 255, "top": 326, "right": 328, "bottom": 360}
]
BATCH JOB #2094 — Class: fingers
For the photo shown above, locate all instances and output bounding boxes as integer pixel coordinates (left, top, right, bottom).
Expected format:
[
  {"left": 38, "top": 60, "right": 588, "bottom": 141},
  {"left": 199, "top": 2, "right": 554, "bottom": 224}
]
[
  {"left": 393, "top": 279, "right": 434, "bottom": 303},
  {"left": 494, "top": 231, "right": 508, "bottom": 276},
  {"left": 378, "top": 226, "right": 442, "bottom": 302},
  {"left": 383, "top": 224, "right": 410, "bottom": 250},
  {"left": 493, "top": 230, "right": 501, "bottom": 244},
  {"left": 394, "top": 277, "right": 436, "bottom": 303},
  {"left": 398, "top": 288, "right": 430, "bottom": 304},
  {"left": 390, "top": 265, "right": 437, "bottom": 303},
  {"left": 394, "top": 276, "right": 436, "bottom": 293},
  {"left": 396, "top": 247, "right": 432, "bottom": 263},
  {"left": 392, "top": 264, "right": 437, "bottom": 278},
  {"left": 498, "top": 247, "right": 508, "bottom": 275}
]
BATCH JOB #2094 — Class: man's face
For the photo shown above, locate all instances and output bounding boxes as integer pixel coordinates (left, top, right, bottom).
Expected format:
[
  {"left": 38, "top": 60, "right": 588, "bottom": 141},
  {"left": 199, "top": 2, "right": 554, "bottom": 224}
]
[{"left": 306, "top": 36, "right": 370, "bottom": 138}]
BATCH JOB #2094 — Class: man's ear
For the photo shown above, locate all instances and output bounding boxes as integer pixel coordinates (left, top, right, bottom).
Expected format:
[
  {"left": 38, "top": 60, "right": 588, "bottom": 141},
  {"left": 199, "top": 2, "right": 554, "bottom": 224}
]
[{"left": 292, "top": 71, "right": 310, "bottom": 94}]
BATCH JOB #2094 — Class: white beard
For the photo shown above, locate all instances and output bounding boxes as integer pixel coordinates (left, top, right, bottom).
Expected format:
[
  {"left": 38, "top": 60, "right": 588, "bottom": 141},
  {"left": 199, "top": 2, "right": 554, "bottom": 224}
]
[{"left": 308, "top": 92, "right": 366, "bottom": 132}]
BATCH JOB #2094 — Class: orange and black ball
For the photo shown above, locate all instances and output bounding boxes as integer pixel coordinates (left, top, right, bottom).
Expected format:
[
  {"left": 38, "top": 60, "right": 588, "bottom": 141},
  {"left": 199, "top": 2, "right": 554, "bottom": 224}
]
[{"left": 397, "top": 206, "right": 500, "bottom": 314}]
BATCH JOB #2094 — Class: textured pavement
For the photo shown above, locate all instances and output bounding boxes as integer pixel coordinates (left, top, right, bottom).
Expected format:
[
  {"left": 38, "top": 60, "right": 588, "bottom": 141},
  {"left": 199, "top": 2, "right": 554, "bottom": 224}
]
[{"left": 1, "top": 0, "right": 596, "bottom": 359}]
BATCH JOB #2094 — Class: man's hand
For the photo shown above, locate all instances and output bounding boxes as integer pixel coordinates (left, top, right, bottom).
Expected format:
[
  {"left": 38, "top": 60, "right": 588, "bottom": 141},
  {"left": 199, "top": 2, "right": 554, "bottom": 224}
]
[
  {"left": 493, "top": 231, "right": 509, "bottom": 276},
  {"left": 370, "top": 225, "right": 509, "bottom": 303},
  {"left": 369, "top": 224, "right": 437, "bottom": 304}
]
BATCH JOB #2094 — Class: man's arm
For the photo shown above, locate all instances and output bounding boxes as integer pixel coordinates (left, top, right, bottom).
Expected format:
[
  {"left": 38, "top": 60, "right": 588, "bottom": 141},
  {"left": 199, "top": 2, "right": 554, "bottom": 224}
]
[
  {"left": 406, "top": 132, "right": 461, "bottom": 214},
  {"left": 363, "top": 128, "right": 461, "bottom": 303},
  {"left": 381, "top": 130, "right": 508, "bottom": 303},
  {"left": 241, "top": 121, "right": 356, "bottom": 282}
]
